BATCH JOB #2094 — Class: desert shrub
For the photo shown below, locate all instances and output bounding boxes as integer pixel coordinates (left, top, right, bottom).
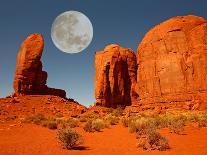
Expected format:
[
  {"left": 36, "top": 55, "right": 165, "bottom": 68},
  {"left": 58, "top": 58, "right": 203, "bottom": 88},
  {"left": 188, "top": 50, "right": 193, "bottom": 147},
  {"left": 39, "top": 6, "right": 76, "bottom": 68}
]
[
  {"left": 80, "top": 112, "right": 100, "bottom": 121},
  {"left": 158, "top": 114, "right": 174, "bottom": 128},
  {"left": 112, "top": 108, "right": 123, "bottom": 117},
  {"left": 42, "top": 120, "right": 58, "bottom": 129},
  {"left": 121, "top": 115, "right": 141, "bottom": 128},
  {"left": 137, "top": 129, "right": 169, "bottom": 151},
  {"left": 169, "top": 119, "right": 185, "bottom": 134},
  {"left": 92, "top": 119, "right": 105, "bottom": 132},
  {"left": 55, "top": 112, "right": 64, "bottom": 118},
  {"left": 22, "top": 113, "right": 46, "bottom": 125},
  {"left": 105, "top": 114, "right": 119, "bottom": 125},
  {"left": 128, "top": 117, "right": 152, "bottom": 134},
  {"left": 198, "top": 114, "right": 207, "bottom": 127},
  {"left": 67, "top": 118, "right": 79, "bottom": 128},
  {"left": 83, "top": 120, "right": 93, "bottom": 132},
  {"left": 57, "top": 128, "right": 83, "bottom": 150},
  {"left": 56, "top": 118, "right": 79, "bottom": 129},
  {"left": 121, "top": 117, "right": 130, "bottom": 127},
  {"left": 184, "top": 112, "right": 200, "bottom": 122},
  {"left": 84, "top": 119, "right": 105, "bottom": 132}
]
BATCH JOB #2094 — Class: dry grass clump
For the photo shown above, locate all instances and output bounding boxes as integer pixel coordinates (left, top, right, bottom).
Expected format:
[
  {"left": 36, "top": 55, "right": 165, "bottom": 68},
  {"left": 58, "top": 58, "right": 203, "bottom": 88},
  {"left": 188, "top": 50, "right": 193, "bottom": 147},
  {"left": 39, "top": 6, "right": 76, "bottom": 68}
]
[
  {"left": 56, "top": 118, "right": 80, "bottom": 129},
  {"left": 83, "top": 120, "right": 93, "bottom": 132},
  {"left": 121, "top": 115, "right": 141, "bottom": 127},
  {"left": 83, "top": 119, "right": 106, "bottom": 132},
  {"left": 92, "top": 119, "right": 105, "bottom": 131},
  {"left": 168, "top": 119, "right": 185, "bottom": 134},
  {"left": 22, "top": 113, "right": 46, "bottom": 125},
  {"left": 197, "top": 113, "right": 207, "bottom": 127},
  {"left": 79, "top": 112, "right": 100, "bottom": 123},
  {"left": 128, "top": 117, "right": 153, "bottom": 134},
  {"left": 66, "top": 118, "right": 79, "bottom": 128},
  {"left": 137, "top": 128, "right": 169, "bottom": 151},
  {"left": 107, "top": 107, "right": 123, "bottom": 117},
  {"left": 104, "top": 114, "right": 119, "bottom": 125},
  {"left": 57, "top": 128, "right": 83, "bottom": 150},
  {"left": 22, "top": 114, "right": 59, "bottom": 130},
  {"left": 122, "top": 113, "right": 187, "bottom": 135},
  {"left": 42, "top": 120, "right": 58, "bottom": 129}
]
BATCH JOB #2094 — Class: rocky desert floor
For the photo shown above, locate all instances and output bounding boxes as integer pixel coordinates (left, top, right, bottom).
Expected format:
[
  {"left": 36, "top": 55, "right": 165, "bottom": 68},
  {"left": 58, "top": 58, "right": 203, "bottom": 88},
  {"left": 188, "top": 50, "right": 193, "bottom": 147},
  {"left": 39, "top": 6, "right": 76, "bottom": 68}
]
[
  {"left": 0, "top": 121, "right": 207, "bottom": 155},
  {"left": 1, "top": 95, "right": 207, "bottom": 155}
]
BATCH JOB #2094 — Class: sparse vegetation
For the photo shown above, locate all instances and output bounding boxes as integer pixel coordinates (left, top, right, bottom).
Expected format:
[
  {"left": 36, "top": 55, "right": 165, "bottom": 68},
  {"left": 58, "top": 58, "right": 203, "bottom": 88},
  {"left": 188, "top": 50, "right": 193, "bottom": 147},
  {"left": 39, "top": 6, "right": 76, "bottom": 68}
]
[
  {"left": 169, "top": 120, "right": 185, "bottom": 134},
  {"left": 66, "top": 118, "right": 79, "bottom": 128},
  {"left": 128, "top": 117, "right": 153, "bottom": 133},
  {"left": 107, "top": 107, "right": 123, "bottom": 117},
  {"left": 104, "top": 114, "right": 119, "bottom": 125},
  {"left": 92, "top": 119, "right": 105, "bottom": 132},
  {"left": 84, "top": 119, "right": 106, "bottom": 132},
  {"left": 41, "top": 120, "right": 58, "bottom": 129},
  {"left": 22, "top": 113, "right": 46, "bottom": 125},
  {"left": 57, "top": 128, "right": 83, "bottom": 150},
  {"left": 83, "top": 120, "right": 93, "bottom": 132},
  {"left": 79, "top": 112, "right": 100, "bottom": 122},
  {"left": 137, "top": 128, "right": 169, "bottom": 151}
]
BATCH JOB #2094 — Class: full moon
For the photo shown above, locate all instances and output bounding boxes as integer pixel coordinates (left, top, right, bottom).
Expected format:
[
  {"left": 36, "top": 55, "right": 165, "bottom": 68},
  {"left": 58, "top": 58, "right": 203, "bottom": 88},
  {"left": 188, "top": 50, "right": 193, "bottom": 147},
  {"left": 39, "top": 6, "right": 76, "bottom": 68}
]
[{"left": 51, "top": 11, "right": 93, "bottom": 53}]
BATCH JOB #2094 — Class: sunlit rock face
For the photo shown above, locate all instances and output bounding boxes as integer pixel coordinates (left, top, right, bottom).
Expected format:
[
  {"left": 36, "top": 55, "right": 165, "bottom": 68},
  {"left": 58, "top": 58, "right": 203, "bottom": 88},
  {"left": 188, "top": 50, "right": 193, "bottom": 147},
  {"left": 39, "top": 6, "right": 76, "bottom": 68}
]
[
  {"left": 94, "top": 44, "right": 138, "bottom": 107},
  {"left": 136, "top": 15, "right": 207, "bottom": 110},
  {"left": 13, "top": 34, "right": 66, "bottom": 98}
]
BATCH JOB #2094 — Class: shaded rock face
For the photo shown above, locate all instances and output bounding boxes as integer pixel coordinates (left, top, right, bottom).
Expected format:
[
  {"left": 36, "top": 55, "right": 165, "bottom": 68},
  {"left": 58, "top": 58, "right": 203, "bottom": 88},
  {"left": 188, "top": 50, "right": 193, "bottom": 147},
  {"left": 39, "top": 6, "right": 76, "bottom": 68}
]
[
  {"left": 94, "top": 44, "right": 138, "bottom": 107},
  {"left": 14, "top": 34, "right": 66, "bottom": 98},
  {"left": 136, "top": 15, "right": 207, "bottom": 109}
]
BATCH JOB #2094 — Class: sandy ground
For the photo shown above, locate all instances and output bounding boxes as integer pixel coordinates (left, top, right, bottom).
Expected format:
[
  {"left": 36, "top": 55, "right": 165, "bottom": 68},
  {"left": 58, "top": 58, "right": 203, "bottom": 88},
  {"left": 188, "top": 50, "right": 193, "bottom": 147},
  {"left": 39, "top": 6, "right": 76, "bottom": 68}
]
[{"left": 0, "top": 122, "right": 207, "bottom": 155}]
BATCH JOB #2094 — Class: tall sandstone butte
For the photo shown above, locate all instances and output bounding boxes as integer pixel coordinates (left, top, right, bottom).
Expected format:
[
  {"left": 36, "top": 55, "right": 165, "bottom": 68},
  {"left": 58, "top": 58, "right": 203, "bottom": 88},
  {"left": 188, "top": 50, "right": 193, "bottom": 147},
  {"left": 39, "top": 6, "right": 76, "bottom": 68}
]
[
  {"left": 13, "top": 34, "right": 66, "bottom": 98},
  {"left": 136, "top": 15, "right": 207, "bottom": 110},
  {"left": 94, "top": 44, "right": 138, "bottom": 107}
]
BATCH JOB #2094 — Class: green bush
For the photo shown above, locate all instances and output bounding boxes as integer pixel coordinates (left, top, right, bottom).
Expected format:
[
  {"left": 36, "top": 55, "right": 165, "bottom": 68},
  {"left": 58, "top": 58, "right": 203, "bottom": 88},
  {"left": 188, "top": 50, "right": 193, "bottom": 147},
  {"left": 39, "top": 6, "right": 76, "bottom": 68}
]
[{"left": 57, "top": 128, "right": 83, "bottom": 150}]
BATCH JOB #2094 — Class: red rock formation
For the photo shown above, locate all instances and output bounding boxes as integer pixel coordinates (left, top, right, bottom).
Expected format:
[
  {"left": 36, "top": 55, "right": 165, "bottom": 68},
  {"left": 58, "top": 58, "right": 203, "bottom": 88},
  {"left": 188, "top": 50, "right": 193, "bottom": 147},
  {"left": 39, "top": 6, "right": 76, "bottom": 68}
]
[
  {"left": 13, "top": 34, "right": 66, "bottom": 98},
  {"left": 94, "top": 44, "right": 138, "bottom": 107},
  {"left": 136, "top": 15, "right": 207, "bottom": 110}
]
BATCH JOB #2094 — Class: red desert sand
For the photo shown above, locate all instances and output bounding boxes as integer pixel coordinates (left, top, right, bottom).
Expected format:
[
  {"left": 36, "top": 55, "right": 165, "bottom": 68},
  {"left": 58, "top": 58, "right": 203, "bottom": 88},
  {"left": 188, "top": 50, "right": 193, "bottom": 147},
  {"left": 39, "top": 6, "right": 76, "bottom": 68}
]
[{"left": 0, "top": 123, "right": 207, "bottom": 155}]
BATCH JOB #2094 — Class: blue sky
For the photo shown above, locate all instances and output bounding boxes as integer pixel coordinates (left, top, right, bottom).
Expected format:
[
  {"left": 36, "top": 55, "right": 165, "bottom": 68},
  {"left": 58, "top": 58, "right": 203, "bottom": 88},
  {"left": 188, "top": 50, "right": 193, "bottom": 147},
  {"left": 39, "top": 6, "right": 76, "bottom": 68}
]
[{"left": 0, "top": 0, "right": 207, "bottom": 106}]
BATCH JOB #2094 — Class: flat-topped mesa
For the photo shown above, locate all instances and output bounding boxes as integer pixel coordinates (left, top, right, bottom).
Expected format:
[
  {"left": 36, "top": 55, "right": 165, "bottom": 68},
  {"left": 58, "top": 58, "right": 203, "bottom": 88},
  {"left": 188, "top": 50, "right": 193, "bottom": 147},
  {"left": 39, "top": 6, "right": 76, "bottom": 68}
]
[
  {"left": 136, "top": 15, "right": 207, "bottom": 110},
  {"left": 13, "top": 34, "right": 66, "bottom": 98},
  {"left": 94, "top": 44, "right": 138, "bottom": 108}
]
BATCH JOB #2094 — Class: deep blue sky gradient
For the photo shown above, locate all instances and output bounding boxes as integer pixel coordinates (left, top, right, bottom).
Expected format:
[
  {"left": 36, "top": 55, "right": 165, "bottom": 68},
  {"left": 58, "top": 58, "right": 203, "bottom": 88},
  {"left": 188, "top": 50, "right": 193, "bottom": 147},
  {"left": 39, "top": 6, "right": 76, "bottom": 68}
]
[{"left": 0, "top": 0, "right": 207, "bottom": 106}]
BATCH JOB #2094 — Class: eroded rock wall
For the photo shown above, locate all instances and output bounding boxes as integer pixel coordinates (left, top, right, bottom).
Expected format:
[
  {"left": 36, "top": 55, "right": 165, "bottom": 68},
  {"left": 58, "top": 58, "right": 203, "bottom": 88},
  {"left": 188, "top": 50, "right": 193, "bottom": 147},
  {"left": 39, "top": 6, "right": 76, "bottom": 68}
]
[
  {"left": 136, "top": 15, "right": 207, "bottom": 110},
  {"left": 14, "top": 34, "right": 66, "bottom": 98},
  {"left": 94, "top": 44, "right": 138, "bottom": 107}
]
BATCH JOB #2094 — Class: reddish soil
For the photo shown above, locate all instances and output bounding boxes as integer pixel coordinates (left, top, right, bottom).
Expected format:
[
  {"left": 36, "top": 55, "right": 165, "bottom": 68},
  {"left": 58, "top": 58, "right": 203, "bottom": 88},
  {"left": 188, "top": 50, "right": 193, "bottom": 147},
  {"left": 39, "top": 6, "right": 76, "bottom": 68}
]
[
  {"left": 0, "top": 95, "right": 86, "bottom": 120},
  {"left": 0, "top": 122, "right": 207, "bottom": 155}
]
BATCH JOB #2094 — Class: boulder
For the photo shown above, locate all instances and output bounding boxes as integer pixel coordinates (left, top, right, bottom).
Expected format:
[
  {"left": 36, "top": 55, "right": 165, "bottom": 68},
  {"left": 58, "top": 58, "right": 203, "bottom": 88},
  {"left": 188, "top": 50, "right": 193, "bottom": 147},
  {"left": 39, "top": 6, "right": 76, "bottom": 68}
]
[
  {"left": 136, "top": 15, "right": 207, "bottom": 110},
  {"left": 94, "top": 44, "right": 138, "bottom": 107},
  {"left": 13, "top": 34, "right": 66, "bottom": 98}
]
